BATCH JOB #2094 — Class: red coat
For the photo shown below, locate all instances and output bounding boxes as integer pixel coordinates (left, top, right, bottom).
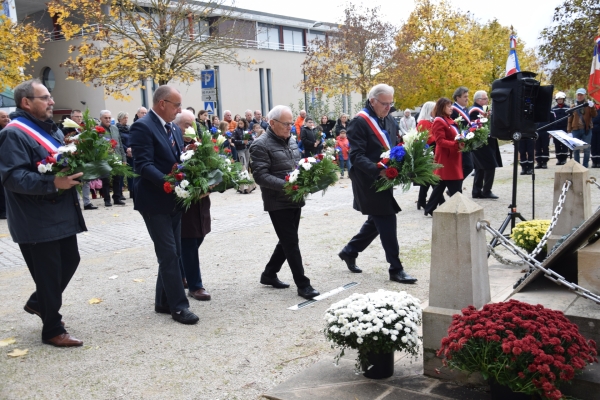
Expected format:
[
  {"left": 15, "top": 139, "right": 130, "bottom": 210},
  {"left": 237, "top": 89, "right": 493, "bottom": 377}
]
[
  {"left": 416, "top": 120, "right": 435, "bottom": 145},
  {"left": 431, "top": 116, "right": 463, "bottom": 180}
]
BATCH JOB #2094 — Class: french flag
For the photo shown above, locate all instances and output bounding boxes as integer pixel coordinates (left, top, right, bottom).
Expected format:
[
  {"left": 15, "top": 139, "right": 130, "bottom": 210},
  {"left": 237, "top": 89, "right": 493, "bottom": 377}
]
[
  {"left": 505, "top": 35, "right": 521, "bottom": 77},
  {"left": 588, "top": 36, "right": 600, "bottom": 104}
]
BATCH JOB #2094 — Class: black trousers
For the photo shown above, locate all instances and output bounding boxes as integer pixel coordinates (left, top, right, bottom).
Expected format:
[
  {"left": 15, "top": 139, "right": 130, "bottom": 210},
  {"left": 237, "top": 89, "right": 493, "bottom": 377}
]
[
  {"left": 141, "top": 210, "right": 189, "bottom": 312},
  {"left": 591, "top": 132, "right": 600, "bottom": 166},
  {"left": 343, "top": 214, "right": 403, "bottom": 273},
  {"left": 424, "top": 180, "right": 462, "bottom": 215},
  {"left": 535, "top": 132, "right": 550, "bottom": 164},
  {"left": 101, "top": 176, "right": 123, "bottom": 202},
  {"left": 472, "top": 169, "right": 496, "bottom": 195},
  {"left": 462, "top": 152, "right": 474, "bottom": 179},
  {"left": 19, "top": 235, "right": 80, "bottom": 340},
  {"left": 519, "top": 139, "right": 535, "bottom": 168},
  {"left": 417, "top": 184, "right": 430, "bottom": 206},
  {"left": 264, "top": 208, "right": 311, "bottom": 288},
  {"left": 554, "top": 139, "right": 570, "bottom": 163}
]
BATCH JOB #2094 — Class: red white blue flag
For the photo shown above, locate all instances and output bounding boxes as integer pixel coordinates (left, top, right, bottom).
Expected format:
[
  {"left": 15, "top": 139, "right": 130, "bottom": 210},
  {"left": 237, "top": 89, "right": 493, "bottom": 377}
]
[
  {"left": 505, "top": 35, "right": 521, "bottom": 77},
  {"left": 588, "top": 36, "right": 600, "bottom": 104}
]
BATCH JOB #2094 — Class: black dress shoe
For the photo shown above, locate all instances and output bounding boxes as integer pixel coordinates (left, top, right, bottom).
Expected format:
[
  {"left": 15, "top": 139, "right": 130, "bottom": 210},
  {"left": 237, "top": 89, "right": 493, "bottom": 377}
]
[
  {"left": 416, "top": 201, "right": 425, "bottom": 210},
  {"left": 471, "top": 192, "right": 482, "bottom": 199},
  {"left": 113, "top": 199, "right": 126, "bottom": 205},
  {"left": 84, "top": 204, "right": 98, "bottom": 210},
  {"left": 534, "top": 164, "right": 543, "bottom": 169},
  {"left": 390, "top": 270, "right": 418, "bottom": 284},
  {"left": 104, "top": 200, "right": 112, "bottom": 207},
  {"left": 260, "top": 274, "right": 290, "bottom": 289},
  {"left": 155, "top": 305, "right": 171, "bottom": 314},
  {"left": 338, "top": 251, "right": 362, "bottom": 273},
  {"left": 172, "top": 308, "right": 199, "bottom": 325},
  {"left": 542, "top": 163, "right": 548, "bottom": 169},
  {"left": 480, "top": 192, "right": 499, "bottom": 199},
  {"left": 297, "top": 286, "right": 320, "bottom": 299},
  {"left": 424, "top": 210, "right": 432, "bottom": 217},
  {"left": 556, "top": 161, "right": 566, "bottom": 165}
]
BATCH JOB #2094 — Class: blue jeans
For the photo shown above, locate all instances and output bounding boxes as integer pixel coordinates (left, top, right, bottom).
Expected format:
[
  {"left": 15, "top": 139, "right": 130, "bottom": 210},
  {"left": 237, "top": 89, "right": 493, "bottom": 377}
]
[
  {"left": 179, "top": 237, "right": 205, "bottom": 291},
  {"left": 572, "top": 129, "right": 592, "bottom": 167},
  {"left": 339, "top": 157, "right": 352, "bottom": 175}
]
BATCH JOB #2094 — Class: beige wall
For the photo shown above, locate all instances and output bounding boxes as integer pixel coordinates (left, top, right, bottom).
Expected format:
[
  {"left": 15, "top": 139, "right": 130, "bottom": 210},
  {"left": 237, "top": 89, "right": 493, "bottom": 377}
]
[{"left": 28, "top": 40, "right": 362, "bottom": 122}]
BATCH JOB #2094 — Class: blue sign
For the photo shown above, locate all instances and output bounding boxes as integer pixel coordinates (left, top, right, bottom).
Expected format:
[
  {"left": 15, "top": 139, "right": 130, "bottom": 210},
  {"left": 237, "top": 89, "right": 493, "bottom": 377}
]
[
  {"left": 204, "top": 101, "right": 216, "bottom": 115},
  {"left": 201, "top": 69, "right": 215, "bottom": 89}
]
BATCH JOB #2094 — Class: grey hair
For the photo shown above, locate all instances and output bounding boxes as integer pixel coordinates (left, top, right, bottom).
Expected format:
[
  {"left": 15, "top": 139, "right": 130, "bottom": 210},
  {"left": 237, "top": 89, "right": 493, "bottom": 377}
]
[
  {"left": 404, "top": 108, "right": 411, "bottom": 114},
  {"left": 136, "top": 107, "right": 147, "bottom": 113},
  {"left": 245, "top": 109, "right": 253, "bottom": 115},
  {"left": 152, "top": 85, "right": 178, "bottom": 104},
  {"left": 368, "top": 84, "right": 394, "bottom": 100},
  {"left": 268, "top": 105, "right": 292, "bottom": 121},
  {"left": 452, "top": 86, "right": 469, "bottom": 101},
  {"left": 417, "top": 101, "right": 436, "bottom": 123},
  {"left": 99, "top": 110, "right": 111, "bottom": 117},
  {"left": 223, "top": 110, "right": 231, "bottom": 115},
  {"left": 174, "top": 109, "right": 195, "bottom": 125},
  {"left": 70, "top": 109, "right": 82, "bottom": 116},
  {"left": 117, "top": 111, "right": 128, "bottom": 122},
  {"left": 473, "top": 90, "right": 487, "bottom": 102},
  {"left": 14, "top": 79, "right": 42, "bottom": 109}
]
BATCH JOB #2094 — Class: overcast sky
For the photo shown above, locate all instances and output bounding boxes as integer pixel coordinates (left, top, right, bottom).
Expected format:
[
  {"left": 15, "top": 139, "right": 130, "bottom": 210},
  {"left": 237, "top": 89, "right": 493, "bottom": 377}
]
[{"left": 234, "top": 0, "right": 562, "bottom": 49}]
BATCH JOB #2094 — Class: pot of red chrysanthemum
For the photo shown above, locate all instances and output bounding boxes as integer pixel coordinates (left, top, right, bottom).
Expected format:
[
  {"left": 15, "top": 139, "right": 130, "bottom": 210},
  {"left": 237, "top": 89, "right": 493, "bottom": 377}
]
[{"left": 437, "top": 300, "right": 597, "bottom": 400}]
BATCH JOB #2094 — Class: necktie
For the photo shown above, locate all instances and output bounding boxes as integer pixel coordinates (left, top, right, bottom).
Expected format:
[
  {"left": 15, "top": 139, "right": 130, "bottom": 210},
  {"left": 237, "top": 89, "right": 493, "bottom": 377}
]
[{"left": 164, "top": 123, "right": 174, "bottom": 147}]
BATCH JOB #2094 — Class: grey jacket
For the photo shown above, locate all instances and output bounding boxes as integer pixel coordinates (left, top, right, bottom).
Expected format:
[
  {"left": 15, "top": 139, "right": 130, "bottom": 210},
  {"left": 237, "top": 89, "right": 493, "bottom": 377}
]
[
  {"left": 249, "top": 128, "right": 304, "bottom": 211},
  {"left": 104, "top": 124, "right": 127, "bottom": 162},
  {"left": 0, "top": 109, "right": 87, "bottom": 243}
]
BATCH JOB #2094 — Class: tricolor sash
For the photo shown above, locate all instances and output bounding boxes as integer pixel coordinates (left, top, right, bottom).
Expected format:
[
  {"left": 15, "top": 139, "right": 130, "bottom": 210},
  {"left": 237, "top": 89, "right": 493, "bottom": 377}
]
[
  {"left": 357, "top": 110, "right": 390, "bottom": 150},
  {"left": 434, "top": 117, "right": 460, "bottom": 137},
  {"left": 6, "top": 117, "right": 60, "bottom": 154},
  {"left": 452, "top": 105, "right": 471, "bottom": 125},
  {"left": 469, "top": 106, "right": 486, "bottom": 119}
]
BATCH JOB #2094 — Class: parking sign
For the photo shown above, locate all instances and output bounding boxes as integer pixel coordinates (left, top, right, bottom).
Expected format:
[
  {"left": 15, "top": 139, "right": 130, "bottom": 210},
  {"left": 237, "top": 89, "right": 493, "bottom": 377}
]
[{"left": 201, "top": 70, "right": 215, "bottom": 89}]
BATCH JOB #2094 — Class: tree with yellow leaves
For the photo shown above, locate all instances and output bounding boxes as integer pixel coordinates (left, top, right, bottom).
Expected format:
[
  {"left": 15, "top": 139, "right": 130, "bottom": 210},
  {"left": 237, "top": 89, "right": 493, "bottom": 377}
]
[
  {"left": 299, "top": 3, "right": 397, "bottom": 102},
  {"left": 0, "top": 5, "right": 42, "bottom": 91},
  {"left": 47, "top": 0, "right": 256, "bottom": 100}
]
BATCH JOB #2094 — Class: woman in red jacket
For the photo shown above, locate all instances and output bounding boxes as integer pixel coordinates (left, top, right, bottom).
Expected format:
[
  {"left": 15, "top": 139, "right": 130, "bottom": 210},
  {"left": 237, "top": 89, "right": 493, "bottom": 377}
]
[
  {"left": 423, "top": 97, "right": 465, "bottom": 216},
  {"left": 415, "top": 101, "right": 436, "bottom": 210}
]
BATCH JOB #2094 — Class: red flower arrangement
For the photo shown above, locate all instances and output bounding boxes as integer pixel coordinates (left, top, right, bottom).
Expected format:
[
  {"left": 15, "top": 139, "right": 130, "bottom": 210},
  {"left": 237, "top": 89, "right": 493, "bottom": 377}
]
[
  {"left": 437, "top": 300, "right": 597, "bottom": 400},
  {"left": 95, "top": 126, "right": 105, "bottom": 134},
  {"left": 385, "top": 167, "right": 398, "bottom": 179},
  {"left": 163, "top": 182, "right": 173, "bottom": 193}
]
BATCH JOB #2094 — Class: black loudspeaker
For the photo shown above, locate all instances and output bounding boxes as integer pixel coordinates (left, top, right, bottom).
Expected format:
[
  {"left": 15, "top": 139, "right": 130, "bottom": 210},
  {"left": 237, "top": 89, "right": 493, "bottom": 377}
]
[{"left": 490, "top": 71, "right": 554, "bottom": 140}]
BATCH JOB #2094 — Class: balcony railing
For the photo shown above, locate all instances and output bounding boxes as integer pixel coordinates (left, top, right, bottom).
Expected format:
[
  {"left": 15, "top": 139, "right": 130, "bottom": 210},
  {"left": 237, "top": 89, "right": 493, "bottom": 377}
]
[{"left": 43, "top": 26, "right": 307, "bottom": 52}]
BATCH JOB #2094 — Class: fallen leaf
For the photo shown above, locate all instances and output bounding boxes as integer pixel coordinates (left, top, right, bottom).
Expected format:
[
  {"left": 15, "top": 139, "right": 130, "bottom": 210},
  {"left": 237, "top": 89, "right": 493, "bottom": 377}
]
[
  {"left": 7, "top": 348, "right": 28, "bottom": 357},
  {"left": 0, "top": 337, "right": 16, "bottom": 347},
  {"left": 88, "top": 298, "right": 102, "bottom": 304},
  {"left": 133, "top": 279, "right": 144, "bottom": 283},
  {"left": 0, "top": 234, "right": 9, "bottom": 238},
  {"left": 324, "top": 213, "right": 329, "bottom": 216},
  {"left": 109, "top": 275, "right": 118, "bottom": 280},
  {"left": 113, "top": 214, "right": 119, "bottom": 217}
]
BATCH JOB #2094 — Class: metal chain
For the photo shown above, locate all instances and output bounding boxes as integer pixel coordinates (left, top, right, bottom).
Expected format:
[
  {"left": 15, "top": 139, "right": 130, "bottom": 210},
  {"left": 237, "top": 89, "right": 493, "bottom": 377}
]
[
  {"left": 588, "top": 177, "right": 600, "bottom": 190},
  {"left": 477, "top": 220, "right": 600, "bottom": 304},
  {"left": 487, "top": 243, "right": 525, "bottom": 266}
]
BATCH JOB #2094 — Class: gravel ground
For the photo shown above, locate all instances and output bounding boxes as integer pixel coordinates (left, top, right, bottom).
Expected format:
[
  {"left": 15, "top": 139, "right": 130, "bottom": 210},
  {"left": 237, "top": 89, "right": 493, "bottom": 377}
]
[{"left": 1, "top": 144, "right": 598, "bottom": 399}]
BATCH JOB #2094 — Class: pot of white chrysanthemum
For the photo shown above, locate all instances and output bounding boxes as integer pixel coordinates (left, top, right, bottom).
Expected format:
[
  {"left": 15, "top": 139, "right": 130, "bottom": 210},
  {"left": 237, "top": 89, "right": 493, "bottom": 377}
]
[{"left": 323, "top": 289, "right": 422, "bottom": 379}]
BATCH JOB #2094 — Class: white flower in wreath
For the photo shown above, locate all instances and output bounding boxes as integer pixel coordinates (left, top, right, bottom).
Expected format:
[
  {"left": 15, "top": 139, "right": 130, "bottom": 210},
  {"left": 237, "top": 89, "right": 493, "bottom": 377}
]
[
  {"left": 62, "top": 118, "right": 81, "bottom": 129},
  {"left": 180, "top": 179, "right": 189, "bottom": 189},
  {"left": 380, "top": 150, "right": 390, "bottom": 159},
  {"left": 57, "top": 144, "right": 77, "bottom": 154},
  {"left": 289, "top": 169, "right": 300, "bottom": 183},
  {"left": 465, "top": 132, "right": 475, "bottom": 140},
  {"left": 301, "top": 162, "right": 312, "bottom": 171},
  {"left": 454, "top": 116, "right": 463, "bottom": 124},
  {"left": 401, "top": 336, "right": 408, "bottom": 343},
  {"left": 38, "top": 163, "right": 53, "bottom": 173},
  {"left": 180, "top": 150, "right": 194, "bottom": 161},
  {"left": 480, "top": 117, "right": 488, "bottom": 123},
  {"left": 174, "top": 185, "right": 190, "bottom": 198}
]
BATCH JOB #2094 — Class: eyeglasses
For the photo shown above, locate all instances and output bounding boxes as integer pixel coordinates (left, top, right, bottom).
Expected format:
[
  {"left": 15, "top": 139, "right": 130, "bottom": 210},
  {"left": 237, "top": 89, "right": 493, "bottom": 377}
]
[
  {"left": 373, "top": 98, "right": 394, "bottom": 108},
  {"left": 163, "top": 99, "right": 182, "bottom": 108},
  {"left": 27, "top": 95, "right": 53, "bottom": 102},
  {"left": 272, "top": 119, "right": 294, "bottom": 128}
]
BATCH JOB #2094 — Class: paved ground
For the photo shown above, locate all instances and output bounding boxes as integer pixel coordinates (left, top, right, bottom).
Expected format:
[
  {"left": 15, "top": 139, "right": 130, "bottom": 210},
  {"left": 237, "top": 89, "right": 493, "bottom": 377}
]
[{"left": 1, "top": 144, "right": 599, "bottom": 399}]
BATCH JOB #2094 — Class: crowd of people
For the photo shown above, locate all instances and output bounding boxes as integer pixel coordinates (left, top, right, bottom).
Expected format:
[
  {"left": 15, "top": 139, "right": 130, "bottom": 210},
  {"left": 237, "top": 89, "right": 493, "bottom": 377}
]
[{"left": 1, "top": 77, "right": 599, "bottom": 348}]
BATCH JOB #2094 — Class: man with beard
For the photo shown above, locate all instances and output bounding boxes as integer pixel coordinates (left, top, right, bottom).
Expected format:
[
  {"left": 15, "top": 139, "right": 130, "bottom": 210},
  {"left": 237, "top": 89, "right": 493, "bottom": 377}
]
[{"left": 0, "top": 79, "right": 86, "bottom": 346}]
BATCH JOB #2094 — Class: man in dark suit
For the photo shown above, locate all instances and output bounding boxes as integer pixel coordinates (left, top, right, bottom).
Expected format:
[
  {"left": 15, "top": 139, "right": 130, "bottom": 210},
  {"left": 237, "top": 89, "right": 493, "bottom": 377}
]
[
  {"left": 129, "top": 85, "right": 199, "bottom": 325},
  {"left": 338, "top": 84, "right": 417, "bottom": 284},
  {"left": 451, "top": 86, "right": 474, "bottom": 180}
]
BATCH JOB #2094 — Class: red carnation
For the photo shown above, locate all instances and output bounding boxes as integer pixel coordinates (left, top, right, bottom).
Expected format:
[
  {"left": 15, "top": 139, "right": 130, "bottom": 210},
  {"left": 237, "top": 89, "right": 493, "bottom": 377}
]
[
  {"left": 110, "top": 139, "right": 117, "bottom": 149},
  {"left": 95, "top": 126, "right": 105, "bottom": 134},
  {"left": 163, "top": 182, "right": 173, "bottom": 193},
  {"left": 292, "top": 185, "right": 299, "bottom": 191},
  {"left": 224, "top": 148, "right": 231, "bottom": 153},
  {"left": 315, "top": 154, "right": 324, "bottom": 160},
  {"left": 213, "top": 146, "right": 219, "bottom": 152},
  {"left": 175, "top": 173, "right": 184, "bottom": 181},
  {"left": 212, "top": 139, "right": 217, "bottom": 143},
  {"left": 285, "top": 175, "right": 290, "bottom": 181},
  {"left": 385, "top": 167, "right": 398, "bottom": 179},
  {"left": 382, "top": 158, "right": 390, "bottom": 164},
  {"left": 46, "top": 156, "right": 57, "bottom": 164}
]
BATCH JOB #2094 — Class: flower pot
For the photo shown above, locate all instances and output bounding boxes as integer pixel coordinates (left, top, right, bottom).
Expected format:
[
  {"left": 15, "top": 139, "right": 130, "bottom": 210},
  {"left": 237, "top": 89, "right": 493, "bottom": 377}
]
[
  {"left": 362, "top": 351, "right": 394, "bottom": 379},
  {"left": 489, "top": 379, "right": 537, "bottom": 400}
]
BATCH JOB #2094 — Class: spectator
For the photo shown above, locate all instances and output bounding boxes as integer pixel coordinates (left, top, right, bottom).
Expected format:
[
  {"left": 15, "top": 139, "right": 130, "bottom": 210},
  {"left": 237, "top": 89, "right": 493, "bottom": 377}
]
[
  {"left": 334, "top": 114, "right": 349, "bottom": 137},
  {"left": 399, "top": 109, "right": 416, "bottom": 136},
  {"left": 223, "top": 110, "right": 237, "bottom": 131},
  {"left": 244, "top": 109, "right": 253, "bottom": 123},
  {"left": 233, "top": 118, "right": 253, "bottom": 170},
  {"left": 197, "top": 110, "right": 210, "bottom": 134},
  {"left": 211, "top": 115, "right": 220, "bottom": 127},
  {"left": 300, "top": 117, "right": 320, "bottom": 157},
  {"left": 117, "top": 111, "right": 135, "bottom": 199},
  {"left": 294, "top": 109, "right": 306, "bottom": 139},
  {"left": 218, "top": 121, "right": 236, "bottom": 160},
  {"left": 234, "top": 114, "right": 241, "bottom": 123},
  {"left": 249, "top": 109, "right": 268, "bottom": 131},
  {"left": 567, "top": 88, "right": 598, "bottom": 168},
  {"left": 320, "top": 115, "right": 336, "bottom": 139},
  {"left": 99, "top": 110, "right": 127, "bottom": 207},
  {"left": 0, "top": 110, "right": 9, "bottom": 129},
  {"left": 335, "top": 129, "right": 351, "bottom": 178},
  {"left": 133, "top": 106, "right": 148, "bottom": 122}
]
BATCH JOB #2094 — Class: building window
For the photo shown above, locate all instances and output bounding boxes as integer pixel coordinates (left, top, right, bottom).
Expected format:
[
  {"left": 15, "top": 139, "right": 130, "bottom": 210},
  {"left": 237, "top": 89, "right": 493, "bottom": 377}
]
[
  {"left": 283, "top": 27, "right": 303, "bottom": 52},
  {"left": 41, "top": 67, "right": 56, "bottom": 92},
  {"left": 257, "top": 23, "right": 279, "bottom": 50},
  {"left": 307, "top": 31, "right": 325, "bottom": 50},
  {"left": 140, "top": 80, "right": 147, "bottom": 108}
]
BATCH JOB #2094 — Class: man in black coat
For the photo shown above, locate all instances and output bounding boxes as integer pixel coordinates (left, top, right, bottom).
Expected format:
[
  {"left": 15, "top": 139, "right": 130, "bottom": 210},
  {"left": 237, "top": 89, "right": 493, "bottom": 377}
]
[
  {"left": 338, "top": 84, "right": 417, "bottom": 284},
  {"left": 551, "top": 92, "right": 570, "bottom": 165},
  {"left": 300, "top": 117, "right": 321, "bottom": 157},
  {"left": 451, "top": 86, "right": 474, "bottom": 180},
  {"left": 470, "top": 90, "right": 502, "bottom": 199},
  {"left": 0, "top": 79, "right": 86, "bottom": 347},
  {"left": 129, "top": 85, "right": 199, "bottom": 325}
]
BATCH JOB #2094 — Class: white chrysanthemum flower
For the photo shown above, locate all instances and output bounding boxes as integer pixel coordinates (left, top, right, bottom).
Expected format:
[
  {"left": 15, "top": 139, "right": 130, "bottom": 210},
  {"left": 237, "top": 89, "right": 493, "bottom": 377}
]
[
  {"left": 391, "top": 335, "right": 397, "bottom": 341},
  {"left": 466, "top": 132, "right": 475, "bottom": 140},
  {"left": 174, "top": 186, "right": 190, "bottom": 198},
  {"left": 38, "top": 164, "right": 49, "bottom": 173},
  {"left": 301, "top": 162, "right": 312, "bottom": 171},
  {"left": 62, "top": 118, "right": 81, "bottom": 129},
  {"left": 180, "top": 150, "right": 195, "bottom": 161},
  {"left": 57, "top": 144, "right": 77, "bottom": 154},
  {"left": 401, "top": 336, "right": 408, "bottom": 343},
  {"left": 380, "top": 150, "right": 390, "bottom": 159},
  {"left": 480, "top": 117, "right": 488, "bottom": 123},
  {"left": 357, "top": 338, "right": 363, "bottom": 344},
  {"left": 180, "top": 180, "right": 189, "bottom": 189}
]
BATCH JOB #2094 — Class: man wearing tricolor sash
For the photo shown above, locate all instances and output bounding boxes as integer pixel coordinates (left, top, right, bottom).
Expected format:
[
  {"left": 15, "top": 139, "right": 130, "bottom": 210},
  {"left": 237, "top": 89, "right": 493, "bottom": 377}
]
[
  {"left": 338, "top": 84, "right": 417, "bottom": 284},
  {"left": 450, "top": 87, "right": 474, "bottom": 180},
  {"left": 0, "top": 79, "right": 86, "bottom": 347}
]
